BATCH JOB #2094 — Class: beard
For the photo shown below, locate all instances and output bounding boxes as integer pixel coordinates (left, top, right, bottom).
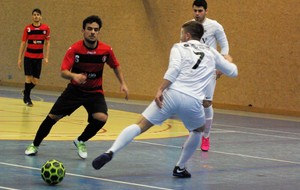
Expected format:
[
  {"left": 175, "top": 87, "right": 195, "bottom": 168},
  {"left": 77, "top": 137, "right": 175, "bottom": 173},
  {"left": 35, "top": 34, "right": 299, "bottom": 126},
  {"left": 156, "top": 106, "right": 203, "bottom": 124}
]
[{"left": 85, "top": 38, "right": 97, "bottom": 46}]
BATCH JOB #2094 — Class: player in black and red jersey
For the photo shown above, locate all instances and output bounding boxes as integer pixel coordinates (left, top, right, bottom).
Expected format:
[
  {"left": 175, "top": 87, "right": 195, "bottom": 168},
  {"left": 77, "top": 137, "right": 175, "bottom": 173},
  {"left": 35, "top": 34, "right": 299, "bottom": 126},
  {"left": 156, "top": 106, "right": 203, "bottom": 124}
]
[
  {"left": 24, "top": 15, "right": 129, "bottom": 159},
  {"left": 18, "top": 8, "right": 50, "bottom": 106}
]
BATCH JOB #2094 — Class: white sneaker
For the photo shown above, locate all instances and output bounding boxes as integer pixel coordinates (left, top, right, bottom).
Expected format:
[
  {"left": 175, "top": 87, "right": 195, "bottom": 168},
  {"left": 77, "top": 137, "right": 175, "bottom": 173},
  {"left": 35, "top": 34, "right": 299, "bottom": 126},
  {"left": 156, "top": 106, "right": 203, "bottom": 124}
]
[
  {"left": 73, "top": 139, "right": 87, "bottom": 159},
  {"left": 25, "top": 143, "right": 38, "bottom": 156}
]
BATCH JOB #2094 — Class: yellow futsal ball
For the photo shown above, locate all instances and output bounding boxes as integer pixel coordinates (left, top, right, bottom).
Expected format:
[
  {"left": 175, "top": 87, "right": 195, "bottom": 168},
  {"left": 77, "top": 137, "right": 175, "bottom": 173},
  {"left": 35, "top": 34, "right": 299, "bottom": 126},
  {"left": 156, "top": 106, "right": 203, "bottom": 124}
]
[{"left": 41, "top": 159, "right": 66, "bottom": 185}]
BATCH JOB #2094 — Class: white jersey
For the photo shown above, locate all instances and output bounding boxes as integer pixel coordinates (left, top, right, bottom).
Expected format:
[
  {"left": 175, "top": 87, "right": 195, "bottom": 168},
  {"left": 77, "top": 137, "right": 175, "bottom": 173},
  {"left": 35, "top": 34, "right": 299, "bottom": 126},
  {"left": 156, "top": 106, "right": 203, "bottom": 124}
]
[
  {"left": 192, "top": 18, "right": 229, "bottom": 55},
  {"left": 164, "top": 40, "right": 237, "bottom": 101}
]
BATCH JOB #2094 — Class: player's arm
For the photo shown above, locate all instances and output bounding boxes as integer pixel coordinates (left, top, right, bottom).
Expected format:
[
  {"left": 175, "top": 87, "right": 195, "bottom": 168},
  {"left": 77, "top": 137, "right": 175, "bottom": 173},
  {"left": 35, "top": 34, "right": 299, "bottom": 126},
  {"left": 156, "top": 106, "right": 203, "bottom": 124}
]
[
  {"left": 212, "top": 48, "right": 238, "bottom": 78},
  {"left": 155, "top": 79, "right": 172, "bottom": 108},
  {"left": 215, "top": 23, "right": 229, "bottom": 55},
  {"left": 155, "top": 44, "right": 181, "bottom": 108},
  {"left": 61, "top": 69, "right": 87, "bottom": 84},
  {"left": 113, "top": 66, "right": 129, "bottom": 100},
  {"left": 60, "top": 47, "right": 87, "bottom": 84},
  {"left": 215, "top": 24, "right": 230, "bottom": 79},
  {"left": 18, "top": 26, "right": 29, "bottom": 69},
  {"left": 44, "top": 26, "right": 51, "bottom": 64},
  {"left": 44, "top": 40, "right": 50, "bottom": 64},
  {"left": 17, "top": 41, "right": 26, "bottom": 69}
]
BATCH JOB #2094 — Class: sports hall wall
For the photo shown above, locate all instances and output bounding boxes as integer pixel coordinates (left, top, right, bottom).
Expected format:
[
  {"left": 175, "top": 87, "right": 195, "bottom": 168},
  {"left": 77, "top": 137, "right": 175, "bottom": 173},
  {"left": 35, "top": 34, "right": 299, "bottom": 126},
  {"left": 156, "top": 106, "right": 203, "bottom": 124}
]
[{"left": 0, "top": 0, "right": 299, "bottom": 117}]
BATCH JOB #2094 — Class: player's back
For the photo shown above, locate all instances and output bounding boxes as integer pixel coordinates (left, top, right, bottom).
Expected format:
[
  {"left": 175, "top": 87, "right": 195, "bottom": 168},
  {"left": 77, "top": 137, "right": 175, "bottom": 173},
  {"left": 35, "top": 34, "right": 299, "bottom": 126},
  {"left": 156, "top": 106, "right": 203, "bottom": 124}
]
[{"left": 168, "top": 40, "right": 217, "bottom": 100}]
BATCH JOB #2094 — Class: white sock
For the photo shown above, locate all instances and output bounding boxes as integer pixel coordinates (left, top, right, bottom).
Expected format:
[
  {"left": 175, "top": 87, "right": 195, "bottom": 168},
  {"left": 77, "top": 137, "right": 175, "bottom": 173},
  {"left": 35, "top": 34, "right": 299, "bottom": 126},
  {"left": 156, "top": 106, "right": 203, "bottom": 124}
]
[
  {"left": 176, "top": 131, "right": 201, "bottom": 168},
  {"left": 203, "top": 106, "right": 214, "bottom": 138},
  {"left": 107, "top": 124, "right": 141, "bottom": 155}
]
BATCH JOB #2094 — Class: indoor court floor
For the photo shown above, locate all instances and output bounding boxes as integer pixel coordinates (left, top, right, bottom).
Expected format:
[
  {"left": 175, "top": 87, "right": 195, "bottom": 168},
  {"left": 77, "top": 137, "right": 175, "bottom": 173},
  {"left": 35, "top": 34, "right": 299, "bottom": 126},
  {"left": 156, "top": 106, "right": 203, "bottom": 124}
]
[{"left": 0, "top": 85, "right": 299, "bottom": 190}]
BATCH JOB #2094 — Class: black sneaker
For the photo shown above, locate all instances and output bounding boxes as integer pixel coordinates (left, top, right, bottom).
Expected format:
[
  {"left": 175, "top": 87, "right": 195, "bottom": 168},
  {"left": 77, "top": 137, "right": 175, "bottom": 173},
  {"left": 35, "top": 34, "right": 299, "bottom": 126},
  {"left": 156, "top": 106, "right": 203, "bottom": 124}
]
[
  {"left": 92, "top": 151, "right": 113, "bottom": 170},
  {"left": 173, "top": 166, "right": 191, "bottom": 178},
  {"left": 22, "top": 90, "right": 33, "bottom": 107},
  {"left": 25, "top": 99, "right": 33, "bottom": 107}
]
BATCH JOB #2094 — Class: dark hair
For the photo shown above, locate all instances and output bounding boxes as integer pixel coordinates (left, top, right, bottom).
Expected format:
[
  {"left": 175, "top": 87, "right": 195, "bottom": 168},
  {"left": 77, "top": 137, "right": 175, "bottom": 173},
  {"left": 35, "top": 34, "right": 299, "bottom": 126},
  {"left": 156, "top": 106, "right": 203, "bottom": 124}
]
[
  {"left": 182, "top": 21, "right": 204, "bottom": 40},
  {"left": 82, "top": 15, "right": 102, "bottom": 29},
  {"left": 32, "top": 8, "right": 42, "bottom": 15},
  {"left": 192, "top": 0, "right": 208, "bottom": 10}
]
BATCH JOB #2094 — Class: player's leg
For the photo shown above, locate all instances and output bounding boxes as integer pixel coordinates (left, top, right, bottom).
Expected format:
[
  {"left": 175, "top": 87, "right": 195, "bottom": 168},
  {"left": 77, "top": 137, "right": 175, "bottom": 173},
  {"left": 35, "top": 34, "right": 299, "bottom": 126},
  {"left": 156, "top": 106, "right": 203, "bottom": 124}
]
[
  {"left": 23, "top": 58, "right": 42, "bottom": 106},
  {"left": 73, "top": 93, "right": 108, "bottom": 159},
  {"left": 24, "top": 113, "right": 63, "bottom": 156},
  {"left": 22, "top": 57, "right": 35, "bottom": 106},
  {"left": 29, "top": 59, "right": 42, "bottom": 102},
  {"left": 92, "top": 91, "right": 175, "bottom": 170},
  {"left": 25, "top": 85, "right": 81, "bottom": 156},
  {"left": 92, "top": 116, "right": 154, "bottom": 170},
  {"left": 201, "top": 74, "right": 216, "bottom": 152},
  {"left": 174, "top": 94, "right": 204, "bottom": 178}
]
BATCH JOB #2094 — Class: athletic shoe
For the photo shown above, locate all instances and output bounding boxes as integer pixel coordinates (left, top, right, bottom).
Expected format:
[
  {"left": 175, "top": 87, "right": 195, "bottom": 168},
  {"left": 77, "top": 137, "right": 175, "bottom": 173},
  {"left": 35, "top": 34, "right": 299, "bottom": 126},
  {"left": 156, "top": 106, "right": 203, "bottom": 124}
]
[
  {"left": 25, "top": 99, "right": 33, "bottom": 107},
  {"left": 92, "top": 151, "right": 113, "bottom": 170},
  {"left": 200, "top": 136, "right": 210, "bottom": 152},
  {"left": 22, "top": 90, "right": 33, "bottom": 107},
  {"left": 25, "top": 143, "right": 38, "bottom": 156},
  {"left": 73, "top": 140, "right": 87, "bottom": 159},
  {"left": 173, "top": 166, "right": 191, "bottom": 178}
]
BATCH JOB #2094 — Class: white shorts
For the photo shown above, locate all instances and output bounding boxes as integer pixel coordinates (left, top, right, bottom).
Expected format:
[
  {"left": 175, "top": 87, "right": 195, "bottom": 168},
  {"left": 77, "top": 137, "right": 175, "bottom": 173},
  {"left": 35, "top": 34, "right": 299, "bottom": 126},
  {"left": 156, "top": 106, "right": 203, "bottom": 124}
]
[
  {"left": 204, "top": 73, "right": 216, "bottom": 101},
  {"left": 142, "top": 89, "right": 205, "bottom": 131}
]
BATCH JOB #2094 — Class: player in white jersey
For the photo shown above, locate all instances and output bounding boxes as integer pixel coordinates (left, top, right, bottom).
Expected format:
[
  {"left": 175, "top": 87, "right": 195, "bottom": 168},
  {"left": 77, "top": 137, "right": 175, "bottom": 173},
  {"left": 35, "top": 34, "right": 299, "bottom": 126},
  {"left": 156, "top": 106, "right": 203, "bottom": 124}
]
[
  {"left": 191, "top": 0, "right": 231, "bottom": 151},
  {"left": 92, "top": 21, "right": 238, "bottom": 178}
]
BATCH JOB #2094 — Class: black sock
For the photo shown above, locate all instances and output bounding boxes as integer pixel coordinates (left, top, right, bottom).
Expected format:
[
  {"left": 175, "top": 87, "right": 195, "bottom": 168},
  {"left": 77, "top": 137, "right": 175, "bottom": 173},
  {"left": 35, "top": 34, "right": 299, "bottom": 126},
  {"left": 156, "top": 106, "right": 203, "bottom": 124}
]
[
  {"left": 24, "top": 83, "right": 31, "bottom": 97},
  {"left": 33, "top": 116, "right": 57, "bottom": 146},
  {"left": 78, "top": 120, "right": 106, "bottom": 142},
  {"left": 29, "top": 82, "right": 36, "bottom": 90}
]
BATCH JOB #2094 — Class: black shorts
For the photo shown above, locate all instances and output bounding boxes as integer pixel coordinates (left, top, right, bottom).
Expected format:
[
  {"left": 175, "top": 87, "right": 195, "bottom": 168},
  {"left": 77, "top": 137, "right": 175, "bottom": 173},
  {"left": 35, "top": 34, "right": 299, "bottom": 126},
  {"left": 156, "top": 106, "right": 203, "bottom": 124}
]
[
  {"left": 49, "top": 84, "right": 108, "bottom": 118},
  {"left": 24, "top": 57, "right": 42, "bottom": 78}
]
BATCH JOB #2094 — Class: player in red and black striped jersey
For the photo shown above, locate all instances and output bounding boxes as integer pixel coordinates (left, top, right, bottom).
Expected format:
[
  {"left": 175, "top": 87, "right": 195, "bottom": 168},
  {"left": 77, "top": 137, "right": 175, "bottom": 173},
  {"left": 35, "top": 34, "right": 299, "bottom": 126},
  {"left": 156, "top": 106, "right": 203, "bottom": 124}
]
[
  {"left": 17, "top": 8, "right": 50, "bottom": 106},
  {"left": 25, "top": 15, "right": 129, "bottom": 159}
]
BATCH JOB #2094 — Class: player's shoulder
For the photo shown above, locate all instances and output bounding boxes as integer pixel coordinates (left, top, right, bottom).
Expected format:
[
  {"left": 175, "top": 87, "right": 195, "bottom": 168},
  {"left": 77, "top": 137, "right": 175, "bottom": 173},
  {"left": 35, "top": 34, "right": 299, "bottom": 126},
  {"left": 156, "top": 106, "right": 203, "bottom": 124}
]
[
  {"left": 67, "top": 40, "right": 83, "bottom": 52},
  {"left": 98, "top": 41, "right": 112, "bottom": 50},
  {"left": 24, "top": 24, "right": 33, "bottom": 29},
  {"left": 205, "top": 18, "right": 223, "bottom": 27},
  {"left": 172, "top": 42, "right": 188, "bottom": 50},
  {"left": 41, "top": 23, "right": 50, "bottom": 29}
]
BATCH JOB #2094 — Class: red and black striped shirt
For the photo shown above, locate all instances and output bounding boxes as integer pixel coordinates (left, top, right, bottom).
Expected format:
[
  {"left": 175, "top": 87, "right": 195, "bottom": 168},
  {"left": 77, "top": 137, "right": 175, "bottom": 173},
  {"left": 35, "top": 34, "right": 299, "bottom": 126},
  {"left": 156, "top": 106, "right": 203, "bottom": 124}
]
[
  {"left": 61, "top": 40, "right": 120, "bottom": 94},
  {"left": 22, "top": 23, "right": 50, "bottom": 59}
]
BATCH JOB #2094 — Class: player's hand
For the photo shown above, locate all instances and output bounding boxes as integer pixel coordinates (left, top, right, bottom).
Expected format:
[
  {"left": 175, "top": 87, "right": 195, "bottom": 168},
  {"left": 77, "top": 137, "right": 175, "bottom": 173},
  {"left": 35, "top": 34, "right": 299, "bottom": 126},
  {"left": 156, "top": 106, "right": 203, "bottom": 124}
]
[
  {"left": 216, "top": 70, "right": 223, "bottom": 79},
  {"left": 223, "top": 54, "right": 233, "bottom": 62},
  {"left": 73, "top": 73, "right": 87, "bottom": 84},
  {"left": 155, "top": 90, "right": 163, "bottom": 108},
  {"left": 17, "top": 59, "right": 22, "bottom": 70},
  {"left": 120, "top": 84, "right": 129, "bottom": 100},
  {"left": 43, "top": 58, "right": 49, "bottom": 66}
]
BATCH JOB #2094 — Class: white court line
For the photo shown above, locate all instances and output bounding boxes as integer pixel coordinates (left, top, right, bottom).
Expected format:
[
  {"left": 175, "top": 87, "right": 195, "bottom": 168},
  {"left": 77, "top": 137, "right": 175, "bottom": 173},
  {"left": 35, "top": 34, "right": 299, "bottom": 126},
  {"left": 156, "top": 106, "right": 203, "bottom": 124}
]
[
  {"left": 211, "top": 129, "right": 300, "bottom": 140},
  {"left": 0, "top": 186, "right": 20, "bottom": 190},
  {"left": 214, "top": 123, "right": 300, "bottom": 135},
  {"left": 0, "top": 162, "right": 173, "bottom": 190},
  {"left": 133, "top": 141, "right": 300, "bottom": 165}
]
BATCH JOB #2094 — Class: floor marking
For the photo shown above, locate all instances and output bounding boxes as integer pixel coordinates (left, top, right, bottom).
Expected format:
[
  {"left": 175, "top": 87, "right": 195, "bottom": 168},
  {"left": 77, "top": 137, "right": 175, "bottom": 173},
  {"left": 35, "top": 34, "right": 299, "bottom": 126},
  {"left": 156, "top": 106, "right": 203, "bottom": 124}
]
[
  {"left": 0, "top": 186, "right": 20, "bottom": 190},
  {"left": 214, "top": 123, "right": 300, "bottom": 135},
  {"left": 133, "top": 141, "right": 300, "bottom": 165},
  {"left": 0, "top": 162, "right": 173, "bottom": 190}
]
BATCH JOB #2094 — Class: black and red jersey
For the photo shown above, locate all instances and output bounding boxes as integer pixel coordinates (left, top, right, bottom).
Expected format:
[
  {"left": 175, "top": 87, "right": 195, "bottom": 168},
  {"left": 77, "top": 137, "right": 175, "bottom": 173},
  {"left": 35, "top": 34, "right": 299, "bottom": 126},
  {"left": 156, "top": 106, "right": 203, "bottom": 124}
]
[
  {"left": 22, "top": 24, "right": 50, "bottom": 59},
  {"left": 61, "top": 40, "right": 120, "bottom": 94}
]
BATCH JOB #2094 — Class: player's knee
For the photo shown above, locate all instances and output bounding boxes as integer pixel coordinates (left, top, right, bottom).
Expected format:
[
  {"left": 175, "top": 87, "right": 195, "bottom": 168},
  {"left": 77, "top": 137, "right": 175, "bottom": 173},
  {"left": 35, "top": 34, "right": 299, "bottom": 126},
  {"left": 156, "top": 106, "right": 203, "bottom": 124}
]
[
  {"left": 203, "top": 100, "right": 212, "bottom": 108},
  {"left": 89, "top": 118, "right": 106, "bottom": 131},
  {"left": 92, "top": 112, "right": 108, "bottom": 122},
  {"left": 193, "top": 126, "right": 204, "bottom": 133},
  {"left": 48, "top": 114, "right": 64, "bottom": 121}
]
